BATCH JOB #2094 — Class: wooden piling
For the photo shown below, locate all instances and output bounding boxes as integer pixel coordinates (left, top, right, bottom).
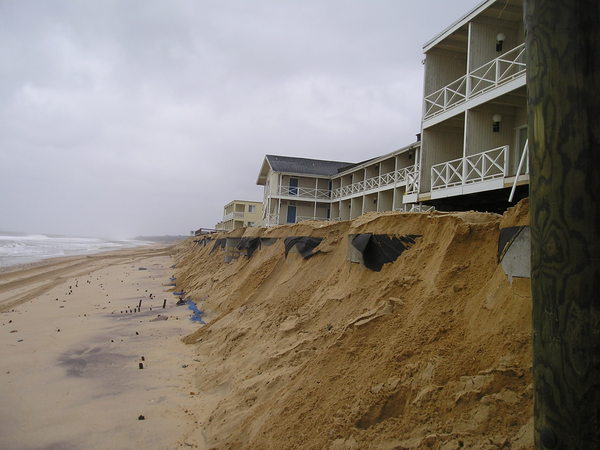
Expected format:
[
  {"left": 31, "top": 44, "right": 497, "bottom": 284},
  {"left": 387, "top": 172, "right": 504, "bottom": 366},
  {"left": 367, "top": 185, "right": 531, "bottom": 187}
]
[{"left": 526, "top": 1, "right": 600, "bottom": 447}]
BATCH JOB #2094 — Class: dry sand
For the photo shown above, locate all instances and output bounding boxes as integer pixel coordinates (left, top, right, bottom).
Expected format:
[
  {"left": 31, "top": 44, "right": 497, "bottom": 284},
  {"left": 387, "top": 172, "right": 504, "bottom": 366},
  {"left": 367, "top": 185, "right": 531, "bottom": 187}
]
[
  {"left": 174, "top": 200, "right": 533, "bottom": 449},
  {"left": 1, "top": 200, "right": 533, "bottom": 449},
  {"left": 0, "top": 246, "right": 204, "bottom": 449}
]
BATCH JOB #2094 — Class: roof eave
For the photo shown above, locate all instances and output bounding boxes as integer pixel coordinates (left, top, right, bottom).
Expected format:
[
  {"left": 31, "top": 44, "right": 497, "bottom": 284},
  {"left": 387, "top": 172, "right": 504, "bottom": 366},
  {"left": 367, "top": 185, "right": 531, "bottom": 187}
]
[
  {"left": 256, "top": 157, "right": 272, "bottom": 185},
  {"left": 423, "top": 0, "right": 496, "bottom": 53}
]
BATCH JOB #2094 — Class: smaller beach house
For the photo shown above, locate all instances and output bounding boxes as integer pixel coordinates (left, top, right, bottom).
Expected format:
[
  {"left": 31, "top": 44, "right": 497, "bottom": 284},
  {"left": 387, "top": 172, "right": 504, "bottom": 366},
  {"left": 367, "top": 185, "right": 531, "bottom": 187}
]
[{"left": 215, "top": 200, "right": 263, "bottom": 231}]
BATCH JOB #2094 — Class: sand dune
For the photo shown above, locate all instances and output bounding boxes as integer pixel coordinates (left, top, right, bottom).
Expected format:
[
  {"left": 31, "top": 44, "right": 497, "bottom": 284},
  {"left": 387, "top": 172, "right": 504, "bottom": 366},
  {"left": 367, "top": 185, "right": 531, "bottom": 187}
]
[{"left": 174, "top": 200, "right": 532, "bottom": 448}]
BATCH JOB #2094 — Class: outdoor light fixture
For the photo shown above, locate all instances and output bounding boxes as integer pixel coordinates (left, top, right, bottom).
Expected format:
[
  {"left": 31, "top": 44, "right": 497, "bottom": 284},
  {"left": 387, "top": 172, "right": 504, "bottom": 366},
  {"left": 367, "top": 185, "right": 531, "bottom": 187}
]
[
  {"left": 496, "top": 32, "right": 506, "bottom": 52},
  {"left": 492, "top": 113, "right": 502, "bottom": 132}
]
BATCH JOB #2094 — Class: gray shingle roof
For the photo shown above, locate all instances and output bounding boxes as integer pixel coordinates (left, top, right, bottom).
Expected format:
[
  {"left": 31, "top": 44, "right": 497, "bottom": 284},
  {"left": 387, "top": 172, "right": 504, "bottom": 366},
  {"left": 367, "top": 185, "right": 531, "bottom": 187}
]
[{"left": 265, "top": 154, "right": 353, "bottom": 176}]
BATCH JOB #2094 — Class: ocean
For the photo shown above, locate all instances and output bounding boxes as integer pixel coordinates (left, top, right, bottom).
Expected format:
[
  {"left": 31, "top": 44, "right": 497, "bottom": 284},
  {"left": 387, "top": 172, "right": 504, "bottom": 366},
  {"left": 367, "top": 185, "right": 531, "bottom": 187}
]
[{"left": 0, "top": 233, "right": 151, "bottom": 268}]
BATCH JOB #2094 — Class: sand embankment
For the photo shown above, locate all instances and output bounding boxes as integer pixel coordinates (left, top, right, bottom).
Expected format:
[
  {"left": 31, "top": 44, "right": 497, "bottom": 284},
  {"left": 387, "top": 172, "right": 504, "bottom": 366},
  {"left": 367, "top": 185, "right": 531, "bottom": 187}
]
[
  {"left": 0, "top": 246, "right": 203, "bottom": 449},
  {"left": 174, "top": 200, "right": 532, "bottom": 449}
]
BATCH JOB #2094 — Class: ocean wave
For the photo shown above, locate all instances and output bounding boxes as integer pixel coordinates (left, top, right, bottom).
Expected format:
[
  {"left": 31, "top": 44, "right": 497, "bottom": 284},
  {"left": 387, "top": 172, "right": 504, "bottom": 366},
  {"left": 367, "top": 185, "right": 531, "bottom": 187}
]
[{"left": 0, "top": 235, "right": 150, "bottom": 267}]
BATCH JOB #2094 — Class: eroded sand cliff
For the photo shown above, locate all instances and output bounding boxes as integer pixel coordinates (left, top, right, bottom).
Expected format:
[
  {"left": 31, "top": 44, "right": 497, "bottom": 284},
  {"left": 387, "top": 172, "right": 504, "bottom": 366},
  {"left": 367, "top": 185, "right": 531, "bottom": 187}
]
[{"left": 175, "top": 200, "right": 532, "bottom": 449}]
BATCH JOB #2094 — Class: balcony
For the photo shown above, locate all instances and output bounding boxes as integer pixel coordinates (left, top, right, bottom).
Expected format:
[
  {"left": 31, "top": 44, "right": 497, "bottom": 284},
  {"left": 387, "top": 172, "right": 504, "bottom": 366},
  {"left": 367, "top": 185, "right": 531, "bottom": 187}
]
[
  {"left": 223, "top": 211, "right": 245, "bottom": 221},
  {"left": 332, "top": 167, "right": 420, "bottom": 200},
  {"left": 276, "top": 185, "right": 331, "bottom": 200},
  {"left": 263, "top": 213, "right": 333, "bottom": 226},
  {"left": 430, "top": 145, "right": 509, "bottom": 198},
  {"left": 424, "top": 43, "right": 526, "bottom": 120}
]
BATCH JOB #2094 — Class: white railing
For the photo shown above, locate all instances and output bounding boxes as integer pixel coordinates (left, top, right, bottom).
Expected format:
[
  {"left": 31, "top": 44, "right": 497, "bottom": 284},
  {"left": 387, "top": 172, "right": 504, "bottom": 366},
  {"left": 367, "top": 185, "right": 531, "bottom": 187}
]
[
  {"left": 264, "top": 213, "right": 279, "bottom": 226},
  {"left": 424, "top": 75, "right": 467, "bottom": 119},
  {"left": 431, "top": 145, "right": 508, "bottom": 191},
  {"left": 296, "top": 215, "right": 331, "bottom": 223},
  {"left": 431, "top": 157, "right": 464, "bottom": 190},
  {"left": 423, "top": 43, "right": 526, "bottom": 120},
  {"left": 264, "top": 214, "right": 331, "bottom": 226},
  {"left": 223, "top": 211, "right": 244, "bottom": 221},
  {"left": 394, "top": 204, "right": 435, "bottom": 213},
  {"left": 469, "top": 43, "right": 526, "bottom": 97},
  {"left": 332, "top": 168, "right": 414, "bottom": 199},
  {"left": 277, "top": 185, "right": 331, "bottom": 200},
  {"left": 405, "top": 166, "right": 420, "bottom": 194}
]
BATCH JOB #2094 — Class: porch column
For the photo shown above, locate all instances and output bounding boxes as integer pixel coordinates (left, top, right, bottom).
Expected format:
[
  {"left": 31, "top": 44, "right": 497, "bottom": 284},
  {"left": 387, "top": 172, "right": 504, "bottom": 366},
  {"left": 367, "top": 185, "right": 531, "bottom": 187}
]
[{"left": 526, "top": 0, "right": 600, "bottom": 448}]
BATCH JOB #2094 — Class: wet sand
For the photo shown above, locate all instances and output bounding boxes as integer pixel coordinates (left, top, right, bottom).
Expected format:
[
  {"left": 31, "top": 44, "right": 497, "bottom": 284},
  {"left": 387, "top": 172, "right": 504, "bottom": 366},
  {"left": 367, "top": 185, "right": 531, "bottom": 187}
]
[{"left": 0, "top": 246, "right": 204, "bottom": 449}]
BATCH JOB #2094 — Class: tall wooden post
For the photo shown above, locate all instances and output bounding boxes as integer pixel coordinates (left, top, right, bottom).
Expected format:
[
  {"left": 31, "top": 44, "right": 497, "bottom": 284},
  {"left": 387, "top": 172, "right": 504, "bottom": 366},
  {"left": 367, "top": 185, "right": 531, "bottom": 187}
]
[{"left": 526, "top": 1, "right": 600, "bottom": 448}]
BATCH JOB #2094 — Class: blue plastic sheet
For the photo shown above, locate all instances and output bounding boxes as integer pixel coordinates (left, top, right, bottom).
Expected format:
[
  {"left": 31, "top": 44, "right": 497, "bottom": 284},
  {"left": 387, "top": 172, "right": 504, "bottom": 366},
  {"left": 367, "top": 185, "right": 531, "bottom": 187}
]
[{"left": 186, "top": 299, "right": 205, "bottom": 324}]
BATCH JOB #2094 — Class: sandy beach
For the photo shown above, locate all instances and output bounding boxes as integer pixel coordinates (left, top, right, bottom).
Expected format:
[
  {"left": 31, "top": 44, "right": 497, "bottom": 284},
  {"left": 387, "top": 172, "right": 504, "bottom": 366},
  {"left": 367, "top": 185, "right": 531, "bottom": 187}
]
[{"left": 0, "top": 246, "right": 204, "bottom": 450}]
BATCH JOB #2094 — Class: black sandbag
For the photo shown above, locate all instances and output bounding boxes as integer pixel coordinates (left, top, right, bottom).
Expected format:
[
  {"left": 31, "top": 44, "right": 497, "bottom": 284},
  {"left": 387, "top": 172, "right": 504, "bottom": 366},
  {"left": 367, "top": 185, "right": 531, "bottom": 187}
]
[
  {"left": 236, "top": 237, "right": 262, "bottom": 258},
  {"left": 284, "top": 236, "right": 323, "bottom": 259},
  {"left": 210, "top": 238, "right": 226, "bottom": 253},
  {"left": 497, "top": 226, "right": 526, "bottom": 263},
  {"left": 350, "top": 234, "right": 421, "bottom": 272}
]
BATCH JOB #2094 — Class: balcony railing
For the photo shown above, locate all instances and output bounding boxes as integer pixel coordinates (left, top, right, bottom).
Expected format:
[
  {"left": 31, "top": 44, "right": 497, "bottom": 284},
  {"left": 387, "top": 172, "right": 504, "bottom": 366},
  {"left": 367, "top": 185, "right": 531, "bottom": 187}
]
[
  {"left": 223, "top": 211, "right": 245, "bottom": 221},
  {"left": 276, "top": 185, "right": 331, "bottom": 199},
  {"left": 405, "top": 166, "right": 420, "bottom": 194},
  {"left": 424, "top": 43, "right": 526, "bottom": 120},
  {"left": 423, "top": 75, "right": 467, "bottom": 119},
  {"left": 263, "top": 213, "right": 333, "bottom": 226},
  {"left": 394, "top": 204, "right": 435, "bottom": 213},
  {"left": 332, "top": 167, "right": 415, "bottom": 199},
  {"left": 431, "top": 145, "right": 508, "bottom": 191},
  {"left": 296, "top": 215, "right": 331, "bottom": 223},
  {"left": 264, "top": 213, "right": 279, "bottom": 227},
  {"left": 470, "top": 43, "right": 526, "bottom": 96}
]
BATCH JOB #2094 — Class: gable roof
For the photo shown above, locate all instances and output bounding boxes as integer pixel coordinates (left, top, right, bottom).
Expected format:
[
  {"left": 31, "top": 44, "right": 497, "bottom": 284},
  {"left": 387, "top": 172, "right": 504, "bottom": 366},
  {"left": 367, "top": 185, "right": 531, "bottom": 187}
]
[
  {"left": 266, "top": 154, "right": 353, "bottom": 175},
  {"left": 257, "top": 154, "right": 353, "bottom": 184}
]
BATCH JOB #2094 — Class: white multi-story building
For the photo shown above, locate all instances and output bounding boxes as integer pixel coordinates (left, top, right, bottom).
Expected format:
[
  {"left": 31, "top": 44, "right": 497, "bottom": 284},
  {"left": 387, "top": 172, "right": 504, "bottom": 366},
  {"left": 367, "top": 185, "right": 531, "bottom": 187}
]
[
  {"left": 256, "top": 0, "right": 528, "bottom": 226},
  {"left": 407, "top": 0, "right": 528, "bottom": 210},
  {"left": 256, "top": 142, "right": 423, "bottom": 226}
]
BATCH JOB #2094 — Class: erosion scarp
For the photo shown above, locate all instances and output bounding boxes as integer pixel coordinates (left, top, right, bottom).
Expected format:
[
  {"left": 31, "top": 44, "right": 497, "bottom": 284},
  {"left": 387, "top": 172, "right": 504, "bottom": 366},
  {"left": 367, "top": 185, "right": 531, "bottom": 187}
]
[{"left": 175, "top": 200, "right": 532, "bottom": 449}]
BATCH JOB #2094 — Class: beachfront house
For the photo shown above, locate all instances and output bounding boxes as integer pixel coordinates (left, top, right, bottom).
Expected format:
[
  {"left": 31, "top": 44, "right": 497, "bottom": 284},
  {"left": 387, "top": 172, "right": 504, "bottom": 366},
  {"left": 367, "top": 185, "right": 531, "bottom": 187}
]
[
  {"left": 215, "top": 200, "right": 263, "bottom": 231},
  {"left": 256, "top": 155, "right": 350, "bottom": 226},
  {"left": 408, "top": 0, "right": 528, "bottom": 211},
  {"left": 256, "top": 143, "right": 423, "bottom": 226}
]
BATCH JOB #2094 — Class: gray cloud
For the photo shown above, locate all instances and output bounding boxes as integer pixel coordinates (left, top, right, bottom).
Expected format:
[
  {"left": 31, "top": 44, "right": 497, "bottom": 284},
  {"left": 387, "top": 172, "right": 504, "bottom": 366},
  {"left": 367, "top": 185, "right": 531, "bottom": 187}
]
[{"left": 0, "top": 0, "right": 479, "bottom": 238}]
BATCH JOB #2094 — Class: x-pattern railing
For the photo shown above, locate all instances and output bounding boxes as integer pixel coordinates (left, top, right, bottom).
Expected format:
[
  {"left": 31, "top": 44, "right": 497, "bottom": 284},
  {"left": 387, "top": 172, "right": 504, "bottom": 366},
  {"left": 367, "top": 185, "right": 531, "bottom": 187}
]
[
  {"left": 424, "top": 75, "right": 467, "bottom": 118},
  {"left": 405, "top": 166, "right": 420, "bottom": 194},
  {"left": 431, "top": 146, "right": 508, "bottom": 191},
  {"left": 469, "top": 43, "right": 526, "bottom": 96},
  {"left": 431, "top": 158, "right": 464, "bottom": 190},
  {"left": 331, "top": 168, "right": 412, "bottom": 199},
  {"left": 464, "top": 146, "right": 507, "bottom": 183},
  {"left": 423, "top": 43, "right": 526, "bottom": 120},
  {"left": 277, "top": 185, "right": 331, "bottom": 199},
  {"left": 264, "top": 213, "right": 279, "bottom": 226}
]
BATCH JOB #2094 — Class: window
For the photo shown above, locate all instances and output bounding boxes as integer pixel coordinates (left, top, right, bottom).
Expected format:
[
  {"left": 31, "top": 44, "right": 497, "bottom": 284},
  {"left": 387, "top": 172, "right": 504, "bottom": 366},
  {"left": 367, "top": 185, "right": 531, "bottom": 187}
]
[{"left": 248, "top": 205, "right": 256, "bottom": 213}]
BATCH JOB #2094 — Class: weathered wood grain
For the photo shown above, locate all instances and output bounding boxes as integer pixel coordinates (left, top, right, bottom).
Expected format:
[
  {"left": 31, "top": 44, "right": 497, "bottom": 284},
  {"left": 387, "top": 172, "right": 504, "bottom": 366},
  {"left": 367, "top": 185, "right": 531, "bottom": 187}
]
[{"left": 526, "top": 0, "right": 600, "bottom": 448}]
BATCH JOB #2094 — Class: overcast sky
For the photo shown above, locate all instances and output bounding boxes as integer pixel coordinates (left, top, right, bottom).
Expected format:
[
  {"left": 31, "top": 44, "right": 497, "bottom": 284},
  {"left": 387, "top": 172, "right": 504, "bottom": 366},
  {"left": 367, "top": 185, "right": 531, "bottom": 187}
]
[{"left": 0, "top": 0, "right": 479, "bottom": 238}]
